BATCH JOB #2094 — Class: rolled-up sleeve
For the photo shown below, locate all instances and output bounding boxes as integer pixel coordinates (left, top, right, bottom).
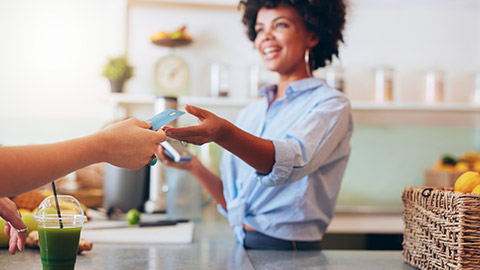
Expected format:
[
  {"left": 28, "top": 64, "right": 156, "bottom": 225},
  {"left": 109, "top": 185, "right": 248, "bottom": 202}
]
[{"left": 255, "top": 97, "right": 352, "bottom": 187}]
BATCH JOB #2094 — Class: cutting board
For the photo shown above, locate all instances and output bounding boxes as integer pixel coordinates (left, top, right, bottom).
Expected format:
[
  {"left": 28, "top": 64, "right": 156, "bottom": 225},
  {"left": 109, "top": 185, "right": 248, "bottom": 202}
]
[{"left": 81, "top": 222, "right": 194, "bottom": 244}]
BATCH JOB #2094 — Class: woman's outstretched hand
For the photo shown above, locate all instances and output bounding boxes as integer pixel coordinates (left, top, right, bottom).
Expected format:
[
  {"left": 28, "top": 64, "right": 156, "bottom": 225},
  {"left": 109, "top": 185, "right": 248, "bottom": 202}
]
[{"left": 162, "top": 105, "right": 231, "bottom": 145}]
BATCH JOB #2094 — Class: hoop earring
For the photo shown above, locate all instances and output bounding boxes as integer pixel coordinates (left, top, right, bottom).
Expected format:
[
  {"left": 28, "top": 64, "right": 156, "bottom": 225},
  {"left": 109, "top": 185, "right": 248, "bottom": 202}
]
[{"left": 305, "top": 49, "right": 311, "bottom": 77}]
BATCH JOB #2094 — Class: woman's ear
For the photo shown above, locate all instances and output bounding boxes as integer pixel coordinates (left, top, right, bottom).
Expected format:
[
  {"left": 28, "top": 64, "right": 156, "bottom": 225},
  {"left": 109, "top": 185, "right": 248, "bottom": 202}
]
[{"left": 307, "top": 32, "right": 319, "bottom": 48}]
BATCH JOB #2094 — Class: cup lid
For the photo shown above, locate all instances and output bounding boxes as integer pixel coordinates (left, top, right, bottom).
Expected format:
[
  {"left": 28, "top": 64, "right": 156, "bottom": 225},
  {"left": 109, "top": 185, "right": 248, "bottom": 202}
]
[{"left": 34, "top": 195, "right": 86, "bottom": 223}]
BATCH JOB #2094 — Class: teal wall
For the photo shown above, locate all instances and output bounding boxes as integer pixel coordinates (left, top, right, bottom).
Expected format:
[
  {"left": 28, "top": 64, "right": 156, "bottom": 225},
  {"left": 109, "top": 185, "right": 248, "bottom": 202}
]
[{"left": 337, "top": 125, "right": 480, "bottom": 208}]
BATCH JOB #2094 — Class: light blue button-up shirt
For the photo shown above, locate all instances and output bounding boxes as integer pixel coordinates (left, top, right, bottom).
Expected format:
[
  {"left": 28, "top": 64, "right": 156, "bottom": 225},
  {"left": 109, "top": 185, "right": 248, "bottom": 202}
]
[{"left": 217, "top": 77, "right": 353, "bottom": 244}]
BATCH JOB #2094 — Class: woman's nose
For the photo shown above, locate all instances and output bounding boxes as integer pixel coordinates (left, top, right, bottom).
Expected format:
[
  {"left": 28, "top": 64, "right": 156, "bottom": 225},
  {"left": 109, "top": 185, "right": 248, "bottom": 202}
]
[{"left": 259, "top": 29, "right": 273, "bottom": 43}]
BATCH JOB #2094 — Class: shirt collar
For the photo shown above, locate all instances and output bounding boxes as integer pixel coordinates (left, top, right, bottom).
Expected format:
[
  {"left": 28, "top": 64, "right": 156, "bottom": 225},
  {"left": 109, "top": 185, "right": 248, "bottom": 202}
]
[{"left": 259, "top": 77, "right": 325, "bottom": 102}]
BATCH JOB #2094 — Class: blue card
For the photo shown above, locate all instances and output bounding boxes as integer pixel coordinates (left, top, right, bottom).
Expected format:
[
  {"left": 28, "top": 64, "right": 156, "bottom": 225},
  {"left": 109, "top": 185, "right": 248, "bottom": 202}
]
[{"left": 147, "top": 109, "right": 185, "bottom": 131}]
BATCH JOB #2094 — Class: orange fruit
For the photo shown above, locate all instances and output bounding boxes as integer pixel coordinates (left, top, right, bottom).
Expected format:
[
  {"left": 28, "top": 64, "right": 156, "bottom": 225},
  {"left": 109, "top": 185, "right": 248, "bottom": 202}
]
[
  {"left": 454, "top": 171, "right": 480, "bottom": 193},
  {"left": 472, "top": 184, "right": 480, "bottom": 194}
]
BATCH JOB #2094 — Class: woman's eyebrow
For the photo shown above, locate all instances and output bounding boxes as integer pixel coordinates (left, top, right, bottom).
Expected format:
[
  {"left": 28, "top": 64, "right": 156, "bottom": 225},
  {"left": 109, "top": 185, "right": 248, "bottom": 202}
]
[
  {"left": 272, "top": 16, "right": 289, "bottom": 22},
  {"left": 256, "top": 16, "right": 292, "bottom": 26}
]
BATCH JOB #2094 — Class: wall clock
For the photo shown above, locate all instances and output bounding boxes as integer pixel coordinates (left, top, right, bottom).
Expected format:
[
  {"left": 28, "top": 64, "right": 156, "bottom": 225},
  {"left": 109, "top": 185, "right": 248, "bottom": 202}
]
[{"left": 154, "top": 55, "right": 189, "bottom": 97}]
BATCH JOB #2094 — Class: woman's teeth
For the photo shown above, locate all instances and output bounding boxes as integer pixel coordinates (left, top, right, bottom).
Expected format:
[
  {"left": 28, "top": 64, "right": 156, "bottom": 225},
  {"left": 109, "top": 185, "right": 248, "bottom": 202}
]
[{"left": 264, "top": 47, "right": 278, "bottom": 54}]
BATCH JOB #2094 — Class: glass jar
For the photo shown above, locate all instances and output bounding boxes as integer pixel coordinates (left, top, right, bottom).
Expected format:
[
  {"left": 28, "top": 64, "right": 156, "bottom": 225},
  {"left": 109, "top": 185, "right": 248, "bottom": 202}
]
[
  {"left": 248, "top": 64, "right": 278, "bottom": 98},
  {"left": 425, "top": 70, "right": 444, "bottom": 104},
  {"left": 210, "top": 63, "right": 230, "bottom": 97},
  {"left": 326, "top": 65, "right": 345, "bottom": 92},
  {"left": 473, "top": 73, "right": 480, "bottom": 105},
  {"left": 374, "top": 67, "right": 394, "bottom": 102}
]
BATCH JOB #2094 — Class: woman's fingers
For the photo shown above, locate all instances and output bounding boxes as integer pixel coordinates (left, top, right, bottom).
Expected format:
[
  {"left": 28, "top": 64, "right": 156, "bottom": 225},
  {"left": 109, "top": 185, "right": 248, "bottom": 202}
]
[
  {"left": 9, "top": 234, "right": 17, "bottom": 254},
  {"left": 185, "top": 104, "right": 209, "bottom": 119},
  {"left": 164, "top": 125, "right": 207, "bottom": 139},
  {"left": 4, "top": 222, "right": 10, "bottom": 238}
]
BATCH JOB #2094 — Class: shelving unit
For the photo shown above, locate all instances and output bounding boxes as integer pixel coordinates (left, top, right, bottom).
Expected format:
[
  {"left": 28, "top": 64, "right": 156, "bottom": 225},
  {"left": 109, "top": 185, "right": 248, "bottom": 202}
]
[
  {"left": 109, "top": 93, "right": 252, "bottom": 108},
  {"left": 109, "top": 93, "right": 480, "bottom": 112},
  {"left": 351, "top": 101, "right": 480, "bottom": 112},
  {"left": 107, "top": 93, "right": 253, "bottom": 122},
  {"left": 350, "top": 101, "right": 480, "bottom": 127},
  {"left": 107, "top": 93, "right": 480, "bottom": 127}
]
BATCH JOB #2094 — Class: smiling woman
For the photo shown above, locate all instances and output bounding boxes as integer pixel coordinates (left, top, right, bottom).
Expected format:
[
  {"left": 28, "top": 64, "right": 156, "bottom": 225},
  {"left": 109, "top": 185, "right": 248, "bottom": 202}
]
[{"left": 158, "top": 0, "right": 352, "bottom": 251}]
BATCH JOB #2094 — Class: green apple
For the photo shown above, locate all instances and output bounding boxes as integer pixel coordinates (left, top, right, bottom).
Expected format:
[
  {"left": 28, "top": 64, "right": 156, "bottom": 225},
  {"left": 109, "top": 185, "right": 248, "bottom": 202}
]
[
  {"left": 19, "top": 210, "right": 37, "bottom": 233},
  {"left": 126, "top": 209, "right": 141, "bottom": 225},
  {"left": 0, "top": 218, "right": 9, "bottom": 248}
]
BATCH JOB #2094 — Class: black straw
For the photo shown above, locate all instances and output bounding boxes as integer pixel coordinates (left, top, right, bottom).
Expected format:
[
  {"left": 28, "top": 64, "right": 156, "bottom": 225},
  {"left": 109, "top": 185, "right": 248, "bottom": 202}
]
[{"left": 51, "top": 182, "right": 64, "bottom": 229}]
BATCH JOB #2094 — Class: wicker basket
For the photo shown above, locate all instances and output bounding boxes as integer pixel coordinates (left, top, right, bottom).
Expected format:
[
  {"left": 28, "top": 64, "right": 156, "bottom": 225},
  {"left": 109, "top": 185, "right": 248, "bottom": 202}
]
[{"left": 402, "top": 186, "right": 480, "bottom": 269}]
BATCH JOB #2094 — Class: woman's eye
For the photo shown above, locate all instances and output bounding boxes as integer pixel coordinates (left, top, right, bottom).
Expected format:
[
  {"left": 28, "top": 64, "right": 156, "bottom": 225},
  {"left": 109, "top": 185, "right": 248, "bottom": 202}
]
[
  {"left": 255, "top": 27, "right": 263, "bottom": 34},
  {"left": 276, "top": 22, "right": 288, "bottom": 29}
]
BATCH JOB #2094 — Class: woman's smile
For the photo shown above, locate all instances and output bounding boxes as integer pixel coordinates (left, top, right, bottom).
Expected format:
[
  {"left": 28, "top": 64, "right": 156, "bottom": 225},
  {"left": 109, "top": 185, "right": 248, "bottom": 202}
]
[{"left": 262, "top": 46, "right": 281, "bottom": 60}]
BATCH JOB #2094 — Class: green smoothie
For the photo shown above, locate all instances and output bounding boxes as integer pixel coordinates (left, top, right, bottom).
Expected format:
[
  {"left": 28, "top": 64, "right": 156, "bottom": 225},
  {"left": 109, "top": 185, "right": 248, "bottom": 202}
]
[{"left": 38, "top": 226, "right": 82, "bottom": 270}]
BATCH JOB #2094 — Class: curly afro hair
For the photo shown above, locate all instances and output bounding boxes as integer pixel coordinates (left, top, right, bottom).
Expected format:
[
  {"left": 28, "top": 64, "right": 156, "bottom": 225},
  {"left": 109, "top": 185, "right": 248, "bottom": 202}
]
[{"left": 240, "top": 0, "right": 347, "bottom": 70}]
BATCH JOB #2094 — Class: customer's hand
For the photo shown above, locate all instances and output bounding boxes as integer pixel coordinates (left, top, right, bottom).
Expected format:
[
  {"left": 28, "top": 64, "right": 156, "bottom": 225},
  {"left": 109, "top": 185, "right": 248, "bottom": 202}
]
[
  {"left": 162, "top": 105, "right": 230, "bottom": 145},
  {"left": 0, "top": 197, "right": 27, "bottom": 255},
  {"left": 98, "top": 118, "right": 166, "bottom": 170}
]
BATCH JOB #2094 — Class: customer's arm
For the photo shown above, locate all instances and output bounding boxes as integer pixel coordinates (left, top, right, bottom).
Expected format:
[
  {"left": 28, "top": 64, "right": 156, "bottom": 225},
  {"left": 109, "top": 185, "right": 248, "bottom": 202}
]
[{"left": 0, "top": 118, "right": 166, "bottom": 197}]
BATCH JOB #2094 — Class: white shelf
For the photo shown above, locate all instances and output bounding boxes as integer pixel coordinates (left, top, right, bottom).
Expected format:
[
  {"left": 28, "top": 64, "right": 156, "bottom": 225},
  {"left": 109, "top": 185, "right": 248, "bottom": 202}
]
[
  {"left": 351, "top": 101, "right": 480, "bottom": 112},
  {"left": 109, "top": 93, "right": 156, "bottom": 105},
  {"left": 179, "top": 96, "right": 252, "bottom": 108},
  {"left": 109, "top": 93, "right": 480, "bottom": 113},
  {"left": 108, "top": 93, "right": 252, "bottom": 108}
]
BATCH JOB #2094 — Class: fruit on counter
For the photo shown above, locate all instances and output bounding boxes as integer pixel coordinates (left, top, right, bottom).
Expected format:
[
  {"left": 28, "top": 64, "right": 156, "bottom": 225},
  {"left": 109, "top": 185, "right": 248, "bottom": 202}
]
[
  {"left": 433, "top": 151, "right": 480, "bottom": 172},
  {"left": 473, "top": 160, "right": 480, "bottom": 171},
  {"left": 461, "top": 151, "right": 480, "bottom": 164},
  {"left": 126, "top": 209, "right": 141, "bottom": 225},
  {"left": 454, "top": 171, "right": 480, "bottom": 193},
  {"left": 0, "top": 219, "right": 9, "bottom": 248},
  {"left": 12, "top": 189, "right": 53, "bottom": 212},
  {"left": 433, "top": 155, "right": 456, "bottom": 171},
  {"left": 472, "top": 184, "right": 480, "bottom": 194},
  {"left": 18, "top": 209, "right": 37, "bottom": 233},
  {"left": 442, "top": 155, "right": 457, "bottom": 166},
  {"left": 455, "top": 161, "right": 470, "bottom": 172}
]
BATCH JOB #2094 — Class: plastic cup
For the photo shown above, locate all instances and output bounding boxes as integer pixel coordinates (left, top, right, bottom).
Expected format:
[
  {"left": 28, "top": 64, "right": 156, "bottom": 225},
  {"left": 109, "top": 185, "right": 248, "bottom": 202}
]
[{"left": 34, "top": 195, "right": 86, "bottom": 270}]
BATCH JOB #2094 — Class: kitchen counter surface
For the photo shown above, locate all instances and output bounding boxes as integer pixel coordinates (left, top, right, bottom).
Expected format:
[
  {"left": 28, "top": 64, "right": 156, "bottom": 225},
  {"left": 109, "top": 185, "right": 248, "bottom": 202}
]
[
  {"left": 0, "top": 220, "right": 415, "bottom": 269},
  {"left": 327, "top": 213, "right": 403, "bottom": 234}
]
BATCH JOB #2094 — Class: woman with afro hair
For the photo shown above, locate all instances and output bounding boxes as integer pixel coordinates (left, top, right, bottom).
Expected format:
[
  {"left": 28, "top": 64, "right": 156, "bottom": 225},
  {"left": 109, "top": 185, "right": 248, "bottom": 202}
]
[{"left": 159, "top": 0, "right": 353, "bottom": 250}]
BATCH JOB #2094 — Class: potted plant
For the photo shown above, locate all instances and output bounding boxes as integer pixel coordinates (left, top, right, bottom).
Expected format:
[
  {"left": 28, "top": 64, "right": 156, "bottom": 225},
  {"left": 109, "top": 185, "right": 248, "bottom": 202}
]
[{"left": 101, "top": 55, "right": 134, "bottom": 93}]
